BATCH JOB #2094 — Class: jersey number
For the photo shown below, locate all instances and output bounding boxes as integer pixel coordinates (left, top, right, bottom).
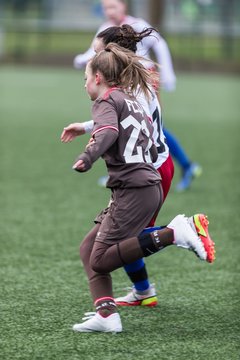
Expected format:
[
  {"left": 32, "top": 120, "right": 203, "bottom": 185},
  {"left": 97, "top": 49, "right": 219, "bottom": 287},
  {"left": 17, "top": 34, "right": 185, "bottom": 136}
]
[
  {"left": 152, "top": 107, "right": 166, "bottom": 154},
  {"left": 121, "top": 115, "right": 153, "bottom": 163}
]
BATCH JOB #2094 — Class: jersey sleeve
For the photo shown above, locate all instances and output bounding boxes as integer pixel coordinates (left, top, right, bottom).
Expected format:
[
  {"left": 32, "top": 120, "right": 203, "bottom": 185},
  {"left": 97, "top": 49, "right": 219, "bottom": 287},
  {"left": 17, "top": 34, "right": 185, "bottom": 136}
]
[
  {"left": 82, "top": 120, "right": 94, "bottom": 133},
  {"left": 74, "top": 100, "right": 119, "bottom": 172}
]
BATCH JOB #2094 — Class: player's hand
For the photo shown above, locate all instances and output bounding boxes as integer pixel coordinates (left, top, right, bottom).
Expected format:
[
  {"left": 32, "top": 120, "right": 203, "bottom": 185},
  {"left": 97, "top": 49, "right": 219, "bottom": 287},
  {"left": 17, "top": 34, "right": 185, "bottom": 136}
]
[
  {"left": 61, "top": 123, "right": 85, "bottom": 143},
  {"left": 72, "top": 159, "right": 85, "bottom": 171}
]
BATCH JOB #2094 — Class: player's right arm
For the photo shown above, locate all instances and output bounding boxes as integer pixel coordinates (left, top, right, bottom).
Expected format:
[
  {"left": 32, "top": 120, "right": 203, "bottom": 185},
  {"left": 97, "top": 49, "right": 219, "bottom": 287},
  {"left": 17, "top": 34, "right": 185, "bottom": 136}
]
[
  {"left": 73, "top": 100, "right": 119, "bottom": 172},
  {"left": 73, "top": 127, "right": 118, "bottom": 172}
]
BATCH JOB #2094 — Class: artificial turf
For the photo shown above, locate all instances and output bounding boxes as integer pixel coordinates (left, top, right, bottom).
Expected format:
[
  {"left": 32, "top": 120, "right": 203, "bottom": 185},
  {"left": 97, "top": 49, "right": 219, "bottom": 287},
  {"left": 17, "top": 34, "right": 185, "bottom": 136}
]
[{"left": 0, "top": 66, "right": 239, "bottom": 359}]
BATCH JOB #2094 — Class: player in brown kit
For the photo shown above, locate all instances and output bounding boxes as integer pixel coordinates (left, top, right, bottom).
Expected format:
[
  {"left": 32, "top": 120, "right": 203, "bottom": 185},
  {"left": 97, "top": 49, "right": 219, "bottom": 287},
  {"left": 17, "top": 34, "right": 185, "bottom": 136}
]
[{"left": 64, "top": 43, "right": 215, "bottom": 332}]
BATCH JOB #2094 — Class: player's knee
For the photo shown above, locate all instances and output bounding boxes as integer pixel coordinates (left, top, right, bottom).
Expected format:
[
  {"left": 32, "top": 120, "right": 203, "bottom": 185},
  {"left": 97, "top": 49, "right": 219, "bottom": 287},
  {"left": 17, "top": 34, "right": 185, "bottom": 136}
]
[{"left": 90, "top": 254, "right": 107, "bottom": 273}]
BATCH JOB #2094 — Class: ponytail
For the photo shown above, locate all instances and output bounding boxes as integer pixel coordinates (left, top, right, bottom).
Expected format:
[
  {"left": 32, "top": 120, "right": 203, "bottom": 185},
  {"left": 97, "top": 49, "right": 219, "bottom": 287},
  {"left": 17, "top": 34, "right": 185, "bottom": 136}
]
[{"left": 90, "top": 43, "right": 157, "bottom": 99}]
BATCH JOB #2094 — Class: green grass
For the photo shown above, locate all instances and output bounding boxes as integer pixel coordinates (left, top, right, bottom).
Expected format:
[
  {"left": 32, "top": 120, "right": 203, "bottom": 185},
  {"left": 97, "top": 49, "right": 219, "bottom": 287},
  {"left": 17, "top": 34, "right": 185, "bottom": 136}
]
[{"left": 0, "top": 66, "right": 240, "bottom": 360}]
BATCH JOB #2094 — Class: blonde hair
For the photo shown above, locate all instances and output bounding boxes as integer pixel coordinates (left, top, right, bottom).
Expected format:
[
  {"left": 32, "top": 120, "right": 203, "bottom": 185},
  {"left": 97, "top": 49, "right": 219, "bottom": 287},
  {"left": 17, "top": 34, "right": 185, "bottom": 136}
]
[{"left": 89, "top": 43, "right": 157, "bottom": 99}]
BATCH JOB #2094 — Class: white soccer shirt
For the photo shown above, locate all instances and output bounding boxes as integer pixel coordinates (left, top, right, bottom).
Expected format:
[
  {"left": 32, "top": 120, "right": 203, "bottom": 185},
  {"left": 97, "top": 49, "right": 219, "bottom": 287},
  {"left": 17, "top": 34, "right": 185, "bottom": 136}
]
[{"left": 74, "top": 15, "right": 176, "bottom": 92}]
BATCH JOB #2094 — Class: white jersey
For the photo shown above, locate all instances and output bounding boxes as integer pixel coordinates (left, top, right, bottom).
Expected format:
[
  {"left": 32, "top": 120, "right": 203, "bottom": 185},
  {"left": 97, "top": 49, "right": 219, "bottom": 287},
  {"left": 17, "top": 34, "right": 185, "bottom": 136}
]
[
  {"left": 82, "top": 89, "right": 169, "bottom": 170},
  {"left": 137, "top": 90, "right": 169, "bottom": 169},
  {"left": 74, "top": 15, "right": 176, "bottom": 92}
]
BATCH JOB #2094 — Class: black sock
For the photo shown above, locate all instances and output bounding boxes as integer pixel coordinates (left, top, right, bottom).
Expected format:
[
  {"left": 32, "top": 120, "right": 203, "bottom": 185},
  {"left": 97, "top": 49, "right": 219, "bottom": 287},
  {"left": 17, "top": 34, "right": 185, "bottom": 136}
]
[{"left": 138, "top": 228, "right": 174, "bottom": 257}]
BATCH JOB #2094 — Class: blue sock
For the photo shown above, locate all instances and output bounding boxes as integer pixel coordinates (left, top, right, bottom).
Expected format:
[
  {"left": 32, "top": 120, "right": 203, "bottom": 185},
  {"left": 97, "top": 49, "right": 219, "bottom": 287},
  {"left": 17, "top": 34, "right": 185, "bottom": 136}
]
[
  {"left": 164, "top": 128, "right": 191, "bottom": 171},
  {"left": 123, "top": 226, "right": 163, "bottom": 292},
  {"left": 124, "top": 259, "right": 149, "bottom": 291}
]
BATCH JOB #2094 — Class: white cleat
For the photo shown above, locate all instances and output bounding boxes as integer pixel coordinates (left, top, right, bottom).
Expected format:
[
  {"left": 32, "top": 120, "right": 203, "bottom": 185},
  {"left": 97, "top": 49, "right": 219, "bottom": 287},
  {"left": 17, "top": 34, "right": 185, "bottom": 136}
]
[
  {"left": 72, "top": 312, "right": 122, "bottom": 333},
  {"left": 167, "top": 214, "right": 207, "bottom": 261},
  {"left": 115, "top": 284, "right": 158, "bottom": 307}
]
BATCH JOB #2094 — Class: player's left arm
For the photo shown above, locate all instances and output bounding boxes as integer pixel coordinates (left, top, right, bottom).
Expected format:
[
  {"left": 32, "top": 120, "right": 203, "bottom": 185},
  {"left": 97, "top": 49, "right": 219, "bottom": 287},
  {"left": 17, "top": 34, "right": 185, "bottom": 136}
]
[
  {"left": 150, "top": 35, "right": 176, "bottom": 92},
  {"left": 133, "top": 19, "right": 176, "bottom": 92},
  {"left": 139, "top": 22, "right": 176, "bottom": 92}
]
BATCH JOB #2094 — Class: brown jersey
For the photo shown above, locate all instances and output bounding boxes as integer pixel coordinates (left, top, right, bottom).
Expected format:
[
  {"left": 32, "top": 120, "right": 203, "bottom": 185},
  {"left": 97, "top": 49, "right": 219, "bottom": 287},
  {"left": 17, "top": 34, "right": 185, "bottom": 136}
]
[{"left": 76, "top": 88, "right": 161, "bottom": 188}]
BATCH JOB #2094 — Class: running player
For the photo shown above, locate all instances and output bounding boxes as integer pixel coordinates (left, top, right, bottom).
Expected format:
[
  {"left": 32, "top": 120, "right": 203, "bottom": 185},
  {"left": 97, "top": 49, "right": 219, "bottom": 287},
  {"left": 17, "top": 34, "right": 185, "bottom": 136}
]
[
  {"left": 62, "top": 25, "right": 174, "bottom": 307},
  {"left": 62, "top": 43, "right": 215, "bottom": 332},
  {"left": 61, "top": 24, "right": 214, "bottom": 309}
]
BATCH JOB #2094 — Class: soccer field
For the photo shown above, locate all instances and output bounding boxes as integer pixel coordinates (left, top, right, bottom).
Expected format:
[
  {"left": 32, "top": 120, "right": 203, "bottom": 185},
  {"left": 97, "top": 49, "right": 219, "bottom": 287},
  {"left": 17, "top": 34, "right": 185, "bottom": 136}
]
[{"left": 1, "top": 66, "right": 239, "bottom": 360}]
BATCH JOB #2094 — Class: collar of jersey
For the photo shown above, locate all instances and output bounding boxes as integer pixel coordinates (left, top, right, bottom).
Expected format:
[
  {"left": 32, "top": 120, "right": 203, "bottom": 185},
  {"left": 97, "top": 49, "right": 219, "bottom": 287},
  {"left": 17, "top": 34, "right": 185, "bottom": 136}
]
[{"left": 103, "top": 87, "right": 121, "bottom": 100}]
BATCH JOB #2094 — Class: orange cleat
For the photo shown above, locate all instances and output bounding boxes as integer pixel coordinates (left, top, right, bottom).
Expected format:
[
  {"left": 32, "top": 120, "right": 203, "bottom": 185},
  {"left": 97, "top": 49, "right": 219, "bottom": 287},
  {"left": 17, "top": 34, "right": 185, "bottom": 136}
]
[{"left": 192, "top": 214, "right": 215, "bottom": 263}]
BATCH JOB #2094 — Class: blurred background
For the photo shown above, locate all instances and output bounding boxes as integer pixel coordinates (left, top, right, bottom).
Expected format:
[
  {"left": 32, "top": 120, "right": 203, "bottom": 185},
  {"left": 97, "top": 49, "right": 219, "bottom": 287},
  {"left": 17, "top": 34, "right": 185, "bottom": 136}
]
[{"left": 0, "top": 0, "right": 239, "bottom": 72}]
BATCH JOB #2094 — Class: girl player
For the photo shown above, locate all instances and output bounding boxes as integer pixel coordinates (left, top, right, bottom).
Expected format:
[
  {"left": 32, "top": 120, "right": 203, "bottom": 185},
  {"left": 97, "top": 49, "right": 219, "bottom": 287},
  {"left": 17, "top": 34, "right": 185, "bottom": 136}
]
[
  {"left": 62, "top": 43, "right": 215, "bottom": 332},
  {"left": 61, "top": 25, "right": 214, "bottom": 310}
]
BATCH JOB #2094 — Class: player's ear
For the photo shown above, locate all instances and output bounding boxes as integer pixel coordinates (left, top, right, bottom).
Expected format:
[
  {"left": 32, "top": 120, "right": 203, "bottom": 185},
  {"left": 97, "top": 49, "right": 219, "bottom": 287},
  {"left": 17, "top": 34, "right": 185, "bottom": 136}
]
[{"left": 95, "top": 72, "right": 101, "bottom": 85}]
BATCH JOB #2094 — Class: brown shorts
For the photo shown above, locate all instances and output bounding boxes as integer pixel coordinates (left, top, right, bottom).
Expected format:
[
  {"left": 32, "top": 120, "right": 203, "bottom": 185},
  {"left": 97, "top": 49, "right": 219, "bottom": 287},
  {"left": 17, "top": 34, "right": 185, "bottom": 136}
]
[{"left": 95, "top": 184, "right": 162, "bottom": 245}]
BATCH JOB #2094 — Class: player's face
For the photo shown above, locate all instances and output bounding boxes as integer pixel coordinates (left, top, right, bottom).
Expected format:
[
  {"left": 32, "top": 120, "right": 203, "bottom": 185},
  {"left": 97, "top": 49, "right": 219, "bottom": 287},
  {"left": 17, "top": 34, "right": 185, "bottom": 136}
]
[
  {"left": 93, "top": 38, "right": 105, "bottom": 54},
  {"left": 101, "top": 0, "right": 126, "bottom": 25},
  {"left": 85, "top": 63, "right": 99, "bottom": 101}
]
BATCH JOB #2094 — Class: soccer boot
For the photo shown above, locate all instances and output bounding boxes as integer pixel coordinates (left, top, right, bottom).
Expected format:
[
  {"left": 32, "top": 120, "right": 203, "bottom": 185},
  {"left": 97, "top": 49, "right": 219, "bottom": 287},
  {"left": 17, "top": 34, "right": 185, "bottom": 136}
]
[
  {"left": 73, "top": 312, "right": 122, "bottom": 333},
  {"left": 176, "top": 163, "right": 202, "bottom": 192},
  {"left": 115, "top": 284, "right": 158, "bottom": 307},
  {"left": 188, "top": 214, "right": 215, "bottom": 263},
  {"left": 167, "top": 214, "right": 208, "bottom": 260}
]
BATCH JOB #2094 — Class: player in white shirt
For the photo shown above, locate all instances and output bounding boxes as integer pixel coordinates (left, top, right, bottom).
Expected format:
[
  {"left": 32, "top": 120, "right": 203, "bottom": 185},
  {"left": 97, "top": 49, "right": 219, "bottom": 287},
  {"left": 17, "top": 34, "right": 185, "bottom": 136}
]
[
  {"left": 74, "top": 0, "right": 176, "bottom": 91},
  {"left": 74, "top": 0, "right": 202, "bottom": 191}
]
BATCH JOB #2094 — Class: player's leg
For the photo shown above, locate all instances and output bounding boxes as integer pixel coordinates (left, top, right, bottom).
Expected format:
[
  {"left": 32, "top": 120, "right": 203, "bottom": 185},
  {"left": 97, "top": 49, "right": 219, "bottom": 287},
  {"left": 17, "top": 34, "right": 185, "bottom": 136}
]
[
  {"left": 73, "top": 185, "right": 162, "bottom": 332},
  {"left": 116, "top": 228, "right": 162, "bottom": 307},
  {"left": 116, "top": 212, "right": 215, "bottom": 307},
  {"left": 164, "top": 128, "right": 191, "bottom": 170},
  {"left": 116, "top": 156, "right": 174, "bottom": 307},
  {"left": 73, "top": 202, "right": 215, "bottom": 331},
  {"left": 164, "top": 128, "right": 202, "bottom": 191},
  {"left": 74, "top": 223, "right": 122, "bottom": 333},
  {"left": 90, "top": 213, "right": 215, "bottom": 274},
  {"left": 79, "top": 224, "right": 113, "bottom": 300}
]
